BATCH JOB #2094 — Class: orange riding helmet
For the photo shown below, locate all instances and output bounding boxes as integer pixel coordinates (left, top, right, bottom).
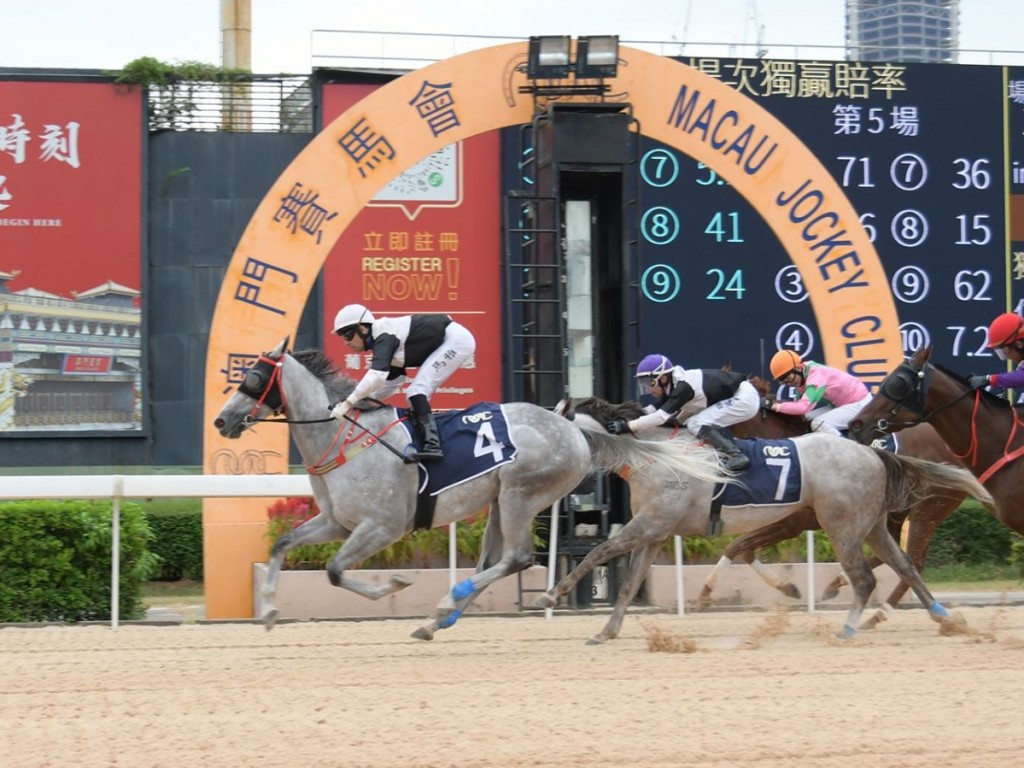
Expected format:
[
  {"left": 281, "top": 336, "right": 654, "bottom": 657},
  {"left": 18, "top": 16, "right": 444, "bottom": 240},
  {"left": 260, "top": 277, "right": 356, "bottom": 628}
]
[
  {"left": 769, "top": 349, "right": 803, "bottom": 382},
  {"left": 985, "top": 312, "right": 1024, "bottom": 349}
]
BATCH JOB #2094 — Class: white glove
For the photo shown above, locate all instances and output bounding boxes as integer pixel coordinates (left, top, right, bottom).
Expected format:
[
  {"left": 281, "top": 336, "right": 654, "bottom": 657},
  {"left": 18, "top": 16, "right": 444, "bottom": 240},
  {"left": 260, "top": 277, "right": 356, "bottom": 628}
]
[{"left": 331, "top": 399, "right": 353, "bottom": 422}]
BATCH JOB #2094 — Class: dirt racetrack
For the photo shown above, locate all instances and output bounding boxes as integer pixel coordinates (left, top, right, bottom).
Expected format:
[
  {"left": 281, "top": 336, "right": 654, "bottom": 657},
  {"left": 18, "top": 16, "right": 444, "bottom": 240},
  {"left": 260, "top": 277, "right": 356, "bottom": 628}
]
[{"left": 2, "top": 605, "right": 1023, "bottom": 768}]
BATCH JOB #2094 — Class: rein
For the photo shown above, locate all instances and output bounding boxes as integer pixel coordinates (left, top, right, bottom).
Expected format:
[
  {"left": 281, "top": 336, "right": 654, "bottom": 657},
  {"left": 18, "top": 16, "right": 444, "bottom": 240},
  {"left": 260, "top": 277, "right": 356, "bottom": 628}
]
[
  {"left": 877, "top": 360, "right": 1024, "bottom": 482},
  {"left": 240, "top": 353, "right": 415, "bottom": 472},
  {"left": 304, "top": 411, "right": 412, "bottom": 475}
]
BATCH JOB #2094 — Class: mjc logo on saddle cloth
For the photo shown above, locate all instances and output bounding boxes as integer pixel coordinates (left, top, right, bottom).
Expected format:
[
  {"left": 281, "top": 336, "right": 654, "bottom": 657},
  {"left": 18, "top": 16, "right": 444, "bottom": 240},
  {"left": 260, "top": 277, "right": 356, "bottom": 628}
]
[
  {"left": 708, "top": 438, "right": 805, "bottom": 535},
  {"left": 398, "top": 402, "right": 519, "bottom": 496}
]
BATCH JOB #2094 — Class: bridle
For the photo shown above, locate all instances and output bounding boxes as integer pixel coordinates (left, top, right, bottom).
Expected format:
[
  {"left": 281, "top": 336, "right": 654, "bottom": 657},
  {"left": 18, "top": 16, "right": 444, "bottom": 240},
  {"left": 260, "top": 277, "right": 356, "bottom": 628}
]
[
  {"left": 867, "top": 357, "right": 1024, "bottom": 482},
  {"left": 235, "top": 349, "right": 415, "bottom": 469},
  {"left": 237, "top": 353, "right": 288, "bottom": 424},
  {"left": 864, "top": 358, "right": 973, "bottom": 435}
]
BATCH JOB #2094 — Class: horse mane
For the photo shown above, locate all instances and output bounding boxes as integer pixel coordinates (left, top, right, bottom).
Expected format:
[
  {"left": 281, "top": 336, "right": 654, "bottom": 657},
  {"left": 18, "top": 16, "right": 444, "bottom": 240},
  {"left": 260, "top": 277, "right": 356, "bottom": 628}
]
[
  {"left": 933, "top": 361, "right": 1014, "bottom": 410},
  {"left": 291, "top": 349, "right": 366, "bottom": 407},
  {"left": 573, "top": 396, "right": 647, "bottom": 422}
]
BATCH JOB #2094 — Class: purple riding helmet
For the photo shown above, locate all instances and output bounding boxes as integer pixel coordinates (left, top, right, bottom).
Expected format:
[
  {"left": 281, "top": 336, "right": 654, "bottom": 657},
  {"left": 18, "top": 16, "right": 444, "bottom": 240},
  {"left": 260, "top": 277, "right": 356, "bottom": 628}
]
[{"left": 635, "top": 354, "right": 674, "bottom": 398}]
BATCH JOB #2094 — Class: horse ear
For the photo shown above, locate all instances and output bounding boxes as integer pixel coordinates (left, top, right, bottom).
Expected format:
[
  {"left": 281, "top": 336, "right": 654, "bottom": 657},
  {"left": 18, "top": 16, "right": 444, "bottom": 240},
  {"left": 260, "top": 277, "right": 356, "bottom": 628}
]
[{"left": 271, "top": 336, "right": 289, "bottom": 357}]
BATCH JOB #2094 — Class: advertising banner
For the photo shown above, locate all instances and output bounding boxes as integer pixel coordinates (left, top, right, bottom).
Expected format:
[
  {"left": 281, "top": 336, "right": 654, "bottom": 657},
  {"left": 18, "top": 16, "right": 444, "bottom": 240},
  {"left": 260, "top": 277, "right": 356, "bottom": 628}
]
[{"left": 0, "top": 80, "right": 143, "bottom": 433}]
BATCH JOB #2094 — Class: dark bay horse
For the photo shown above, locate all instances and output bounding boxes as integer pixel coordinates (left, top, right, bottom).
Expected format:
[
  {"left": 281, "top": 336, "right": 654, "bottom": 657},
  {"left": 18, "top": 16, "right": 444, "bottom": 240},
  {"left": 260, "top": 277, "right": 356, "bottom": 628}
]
[
  {"left": 213, "top": 339, "right": 707, "bottom": 639},
  {"left": 700, "top": 376, "right": 966, "bottom": 626},
  {"left": 849, "top": 344, "right": 1024, "bottom": 538},
  {"left": 535, "top": 397, "right": 994, "bottom": 644}
]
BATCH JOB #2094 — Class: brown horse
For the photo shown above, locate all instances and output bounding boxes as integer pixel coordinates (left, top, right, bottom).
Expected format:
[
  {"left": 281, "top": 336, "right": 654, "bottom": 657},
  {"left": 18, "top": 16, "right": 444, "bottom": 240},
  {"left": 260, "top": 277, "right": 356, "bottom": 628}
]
[
  {"left": 849, "top": 344, "right": 1024, "bottom": 535},
  {"left": 698, "top": 376, "right": 966, "bottom": 626}
]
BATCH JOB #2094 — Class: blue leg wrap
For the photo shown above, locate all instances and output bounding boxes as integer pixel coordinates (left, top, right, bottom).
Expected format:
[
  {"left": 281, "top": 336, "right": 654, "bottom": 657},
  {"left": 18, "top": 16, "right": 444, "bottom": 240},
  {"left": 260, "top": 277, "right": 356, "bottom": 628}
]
[
  {"left": 839, "top": 624, "right": 856, "bottom": 639},
  {"left": 437, "top": 608, "right": 463, "bottom": 629},
  {"left": 929, "top": 601, "right": 949, "bottom": 619},
  {"left": 452, "top": 578, "right": 475, "bottom": 601}
]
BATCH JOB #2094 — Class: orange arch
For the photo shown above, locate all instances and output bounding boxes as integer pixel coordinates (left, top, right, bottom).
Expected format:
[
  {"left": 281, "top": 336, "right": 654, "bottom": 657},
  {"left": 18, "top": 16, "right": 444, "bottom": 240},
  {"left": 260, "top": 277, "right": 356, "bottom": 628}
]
[{"left": 202, "top": 43, "right": 901, "bottom": 618}]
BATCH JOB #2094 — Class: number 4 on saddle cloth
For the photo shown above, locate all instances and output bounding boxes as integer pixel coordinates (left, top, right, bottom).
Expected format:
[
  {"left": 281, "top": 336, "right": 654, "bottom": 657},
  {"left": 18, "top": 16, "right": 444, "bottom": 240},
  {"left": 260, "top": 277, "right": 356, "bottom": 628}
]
[{"left": 395, "top": 403, "right": 518, "bottom": 528}]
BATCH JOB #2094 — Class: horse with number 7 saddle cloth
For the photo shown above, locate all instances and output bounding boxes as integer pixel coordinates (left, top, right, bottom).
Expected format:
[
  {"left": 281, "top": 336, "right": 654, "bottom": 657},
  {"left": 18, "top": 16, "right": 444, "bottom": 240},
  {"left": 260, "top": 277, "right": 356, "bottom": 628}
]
[{"left": 708, "top": 436, "right": 805, "bottom": 536}]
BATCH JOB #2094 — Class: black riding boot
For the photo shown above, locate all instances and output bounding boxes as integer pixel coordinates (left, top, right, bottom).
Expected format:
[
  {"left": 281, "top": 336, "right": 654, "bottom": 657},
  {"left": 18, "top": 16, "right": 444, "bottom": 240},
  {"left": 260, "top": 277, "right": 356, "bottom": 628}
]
[
  {"left": 698, "top": 425, "right": 750, "bottom": 472},
  {"left": 409, "top": 394, "right": 444, "bottom": 462}
]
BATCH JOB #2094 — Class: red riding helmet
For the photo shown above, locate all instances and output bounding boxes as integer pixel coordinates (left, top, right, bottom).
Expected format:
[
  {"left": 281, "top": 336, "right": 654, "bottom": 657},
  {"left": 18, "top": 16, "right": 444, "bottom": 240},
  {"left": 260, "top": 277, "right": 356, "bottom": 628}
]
[{"left": 985, "top": 312, "right": 1024, "bottom": 349}]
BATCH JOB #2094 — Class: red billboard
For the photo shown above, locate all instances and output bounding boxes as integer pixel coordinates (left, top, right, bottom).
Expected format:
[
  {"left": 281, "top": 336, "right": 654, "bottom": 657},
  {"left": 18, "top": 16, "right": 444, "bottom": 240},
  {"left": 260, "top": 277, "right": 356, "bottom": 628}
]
[
  {"left": 321, "top": 83, "right": 502, "bottom": 409},
  {"left": 0, "top": 80, "right": 143, "bottom": 433}
]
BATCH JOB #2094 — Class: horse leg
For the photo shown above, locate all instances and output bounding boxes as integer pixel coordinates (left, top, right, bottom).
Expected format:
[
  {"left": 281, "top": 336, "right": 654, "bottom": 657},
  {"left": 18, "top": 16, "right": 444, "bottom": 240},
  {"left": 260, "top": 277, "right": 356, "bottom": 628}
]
[
  {"left": 861, "top": 499, "right": 953, "bottom": 629},
  {"left": 260, "top": 512, "right": 349, "bottom": 629},
  {"left": 586, "top": 542, "right": 663, "bottom": 645},
  {"left": 699, "top": 512, "right": 818, "bottom": 607},
  {"left": 322, "top": 519, "right": 417, "bottom": 599},
  {"left": 534, "top": 518, "right": 660, "bottom": 609},
  {"left": 829, "top": 537, "right": 876, "bottom": 639},
  {"left": 862, "top": 518, "right": 949, "bottom": 629},
  {"left": 411, "top": 511, "right": 507, "bottom": 641}
]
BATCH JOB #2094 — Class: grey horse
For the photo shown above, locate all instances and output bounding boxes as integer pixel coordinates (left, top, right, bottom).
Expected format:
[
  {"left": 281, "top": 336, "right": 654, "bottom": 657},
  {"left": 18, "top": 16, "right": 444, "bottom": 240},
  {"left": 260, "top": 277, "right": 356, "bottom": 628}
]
[
  {"left": 213, "top": 339, "right": 713, "bottom": 639},
  {"left": 534, "top": 397, "right": 995, "bottom": 643}
]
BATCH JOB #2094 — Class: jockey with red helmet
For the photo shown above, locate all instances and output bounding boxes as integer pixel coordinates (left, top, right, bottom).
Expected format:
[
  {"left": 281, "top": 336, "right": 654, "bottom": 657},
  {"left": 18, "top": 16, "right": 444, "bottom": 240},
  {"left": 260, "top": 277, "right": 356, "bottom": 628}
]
[
  {"left": 967, "top": 312, "right": 1024, "bottom": 391},
  {"left": 605, "top": 353, "right": 759, "bottom": 472},
  {"left": 767, "top": 349, "right": 872, "bottom": 437}
]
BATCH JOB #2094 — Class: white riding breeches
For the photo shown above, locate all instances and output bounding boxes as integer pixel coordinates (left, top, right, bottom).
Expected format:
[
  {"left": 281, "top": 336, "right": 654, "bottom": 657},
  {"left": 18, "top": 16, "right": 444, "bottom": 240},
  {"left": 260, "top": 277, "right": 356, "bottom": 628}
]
[
  {"left": 685, "top": 380, "right": 761, "bottom": 436},
  {"left": 405, "top": 321, "right": 476, "bottom": 400},
  {"left": 808, "top": 393, "right": 874, "bottom": 436}
]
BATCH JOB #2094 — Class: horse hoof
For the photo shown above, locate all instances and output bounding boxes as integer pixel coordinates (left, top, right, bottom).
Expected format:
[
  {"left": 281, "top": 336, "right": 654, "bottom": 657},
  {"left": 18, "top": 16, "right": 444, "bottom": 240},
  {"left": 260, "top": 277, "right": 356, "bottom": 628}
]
[
  {"left": 391, "top": 574, "right": 413, "bottom": 590},
  {"left": 411, "top": 626, "right": 435, "bottom": 641},
  {"left": 859, "top": 615, "right": 881, "bottom": 631},
  {"left": 262, "top": 609, "right": 279, "bottom": 631},
  {"left": 820, "top": 585, "right": 840, "bottom": 601},
  {"left": 780, "top": 583, "right": 801, "bottom": 600},
  {"left": 584, "top": 635, "right": 608, "bottom": 646},
  {"left": 836, "top": 624, "right": 856, "bottom": 640},
  {"left": 532, "top": 593, "right": 556, "bottom": 609}
]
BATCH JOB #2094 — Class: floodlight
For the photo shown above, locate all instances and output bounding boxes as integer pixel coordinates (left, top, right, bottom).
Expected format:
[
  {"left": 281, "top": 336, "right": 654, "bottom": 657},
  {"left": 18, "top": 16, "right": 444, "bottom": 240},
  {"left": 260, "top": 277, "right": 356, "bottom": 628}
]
[
  {"left": 527, "top": 36, "right": 572, "bottom": 79},
  {"left": 575, "top": 35, "right": 619, "bottom": 79}
]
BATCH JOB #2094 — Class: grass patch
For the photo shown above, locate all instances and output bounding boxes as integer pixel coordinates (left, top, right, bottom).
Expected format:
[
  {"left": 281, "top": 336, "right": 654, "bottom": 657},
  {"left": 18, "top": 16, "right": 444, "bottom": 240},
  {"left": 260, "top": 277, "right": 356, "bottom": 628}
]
[
  {"left": 921, "top": 563, "right": 1021, "bottom": 591},
  {"left": 141, "top": 579, "right": 204, "bottom": 607}
]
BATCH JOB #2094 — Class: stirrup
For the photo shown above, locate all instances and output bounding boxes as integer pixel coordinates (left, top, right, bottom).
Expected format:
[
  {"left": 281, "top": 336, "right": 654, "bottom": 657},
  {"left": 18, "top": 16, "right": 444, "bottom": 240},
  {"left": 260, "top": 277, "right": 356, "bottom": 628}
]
[
  {"left": 410, "top": 446, "right": 444, "bottom": 462},
  {"left": 722, "top": 453, "right": 749, "bottom": 472}
]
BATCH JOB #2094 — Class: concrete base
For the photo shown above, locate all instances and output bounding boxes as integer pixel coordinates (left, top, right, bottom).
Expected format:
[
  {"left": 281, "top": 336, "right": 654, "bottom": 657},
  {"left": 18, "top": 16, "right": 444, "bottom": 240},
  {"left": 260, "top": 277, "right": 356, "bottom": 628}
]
[
  {"left": 252, "top": 561, "right": 913, "bottom": 620},
  {"left": 252, "top": 563, "right": 550, "bottom": 620},
  {"left": 644, "top": 562, "right": 906, "bottom": 610}
]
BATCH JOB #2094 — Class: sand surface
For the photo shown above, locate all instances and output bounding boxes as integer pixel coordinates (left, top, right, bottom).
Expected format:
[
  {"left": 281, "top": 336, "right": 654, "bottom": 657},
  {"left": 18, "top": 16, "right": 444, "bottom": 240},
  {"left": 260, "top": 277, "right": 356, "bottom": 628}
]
[{"left": 2, "top": 606, "right": 1023, "bottom": 767}]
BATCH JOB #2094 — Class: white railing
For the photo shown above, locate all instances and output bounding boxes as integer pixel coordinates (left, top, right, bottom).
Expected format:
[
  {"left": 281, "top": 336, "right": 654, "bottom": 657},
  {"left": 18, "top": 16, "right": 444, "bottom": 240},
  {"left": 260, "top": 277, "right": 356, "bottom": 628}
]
[
  {"left": 1, "top": 475, "right": 822, "bottom": 627},
  {"left": 0, "top": 474, "right": 315, "bottom": 628}
]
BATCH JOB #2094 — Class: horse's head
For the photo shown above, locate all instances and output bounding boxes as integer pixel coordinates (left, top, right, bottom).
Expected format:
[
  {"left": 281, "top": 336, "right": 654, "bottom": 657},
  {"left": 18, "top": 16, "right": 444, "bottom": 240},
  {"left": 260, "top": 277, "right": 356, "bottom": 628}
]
[
  {"left": 848, "top": 345, "right": 934, "bottom": 443},
  {"left": 213, "top": 337, "right": 290, "bottom": 438}
]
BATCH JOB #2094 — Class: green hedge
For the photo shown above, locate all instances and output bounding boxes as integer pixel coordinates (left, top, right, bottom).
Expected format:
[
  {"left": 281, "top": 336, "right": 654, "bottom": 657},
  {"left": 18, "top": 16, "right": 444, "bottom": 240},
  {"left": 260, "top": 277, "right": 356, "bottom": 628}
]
[
  {"left": 0, "top": 500, "right": 158, "bottom": 622},
  {"left": 142, "top": 500, "right": 203, "bottom": 581}
]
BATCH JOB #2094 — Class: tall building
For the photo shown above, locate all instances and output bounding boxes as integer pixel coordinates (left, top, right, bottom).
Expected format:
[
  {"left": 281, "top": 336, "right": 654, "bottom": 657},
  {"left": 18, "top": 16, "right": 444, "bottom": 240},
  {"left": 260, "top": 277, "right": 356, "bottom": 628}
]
[{"left": 846, "top": 0, "right": 960, "bottom": 62}]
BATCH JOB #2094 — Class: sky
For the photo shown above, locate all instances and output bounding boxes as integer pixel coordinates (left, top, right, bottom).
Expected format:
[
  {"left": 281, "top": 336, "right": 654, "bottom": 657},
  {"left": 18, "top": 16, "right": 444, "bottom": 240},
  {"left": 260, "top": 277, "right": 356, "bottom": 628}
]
[{"left": 2, "top": 0, "right": 1022, "bottom": 75}]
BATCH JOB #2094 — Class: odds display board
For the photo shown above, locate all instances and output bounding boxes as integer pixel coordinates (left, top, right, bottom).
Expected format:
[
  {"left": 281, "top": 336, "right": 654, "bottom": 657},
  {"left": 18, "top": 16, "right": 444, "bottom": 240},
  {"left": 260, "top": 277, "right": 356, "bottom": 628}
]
[{"left": 636, "top": 58, "right": 1024, "bottom": 387}]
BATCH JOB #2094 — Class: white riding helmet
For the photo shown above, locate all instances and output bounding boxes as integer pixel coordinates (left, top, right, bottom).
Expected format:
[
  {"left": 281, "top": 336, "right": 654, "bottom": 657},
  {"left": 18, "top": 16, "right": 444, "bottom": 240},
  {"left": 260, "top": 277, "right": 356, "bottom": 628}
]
[{"left": 333, "top": 303, "right": 375, "bottom": 335}]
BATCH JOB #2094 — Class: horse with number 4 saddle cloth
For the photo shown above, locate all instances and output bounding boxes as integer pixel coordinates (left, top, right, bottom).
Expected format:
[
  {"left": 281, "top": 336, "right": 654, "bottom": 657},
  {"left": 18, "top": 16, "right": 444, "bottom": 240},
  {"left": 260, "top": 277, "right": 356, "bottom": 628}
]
[{"left": 213, "top": 341, "right": 709, "bottom": 641}]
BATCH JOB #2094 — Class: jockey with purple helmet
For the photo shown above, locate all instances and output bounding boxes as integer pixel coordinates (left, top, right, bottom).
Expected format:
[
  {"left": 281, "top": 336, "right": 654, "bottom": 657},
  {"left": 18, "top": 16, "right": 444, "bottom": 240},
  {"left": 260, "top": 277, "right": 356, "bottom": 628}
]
[{"left": 606, "top": 353, "right": 759, "bottom": 472}]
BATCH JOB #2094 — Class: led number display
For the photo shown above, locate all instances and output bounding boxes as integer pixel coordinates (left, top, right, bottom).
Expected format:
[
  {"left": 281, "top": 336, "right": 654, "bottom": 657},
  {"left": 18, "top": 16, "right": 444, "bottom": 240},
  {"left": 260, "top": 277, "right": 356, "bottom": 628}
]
[{"left": 637, "top": 58, "right": 1024, "bottom": 384}]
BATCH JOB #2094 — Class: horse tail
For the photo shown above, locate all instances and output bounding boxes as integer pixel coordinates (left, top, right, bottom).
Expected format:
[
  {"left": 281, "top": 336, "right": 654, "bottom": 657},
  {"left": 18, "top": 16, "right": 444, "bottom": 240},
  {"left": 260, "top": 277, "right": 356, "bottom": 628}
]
[
  {"left": 577, "top": 422, "right": 731, "bottom": 486},
  {"left": 876, "top": 449, "right": 996, "bottom": 513}
]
